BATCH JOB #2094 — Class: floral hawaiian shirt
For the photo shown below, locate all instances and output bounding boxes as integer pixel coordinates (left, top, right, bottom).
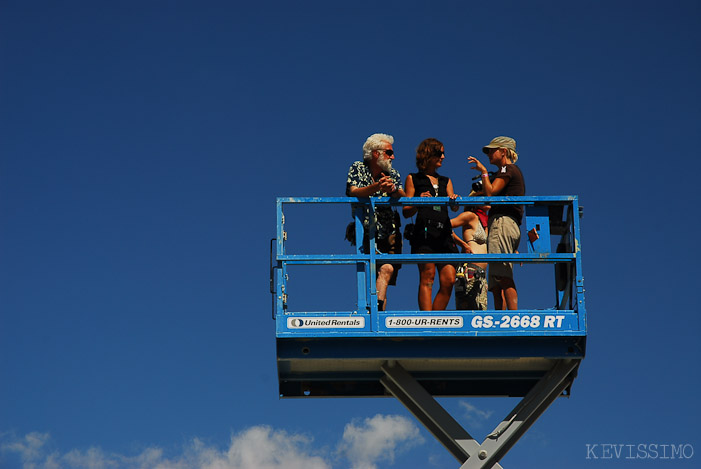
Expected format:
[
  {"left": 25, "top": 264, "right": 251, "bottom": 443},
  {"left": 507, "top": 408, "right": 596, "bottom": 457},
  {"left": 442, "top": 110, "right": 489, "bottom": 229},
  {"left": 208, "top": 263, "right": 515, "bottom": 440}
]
[{"left": 345, "top": 161, "right": 402, "bottom": 240}]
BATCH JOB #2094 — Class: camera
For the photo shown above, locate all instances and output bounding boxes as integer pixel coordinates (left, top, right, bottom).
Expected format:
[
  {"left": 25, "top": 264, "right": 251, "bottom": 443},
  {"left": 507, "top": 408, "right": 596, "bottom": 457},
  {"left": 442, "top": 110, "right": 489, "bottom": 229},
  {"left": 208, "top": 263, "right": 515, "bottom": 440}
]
[{"left": 471, "top": 172, "right": 494, "bottom": 193}]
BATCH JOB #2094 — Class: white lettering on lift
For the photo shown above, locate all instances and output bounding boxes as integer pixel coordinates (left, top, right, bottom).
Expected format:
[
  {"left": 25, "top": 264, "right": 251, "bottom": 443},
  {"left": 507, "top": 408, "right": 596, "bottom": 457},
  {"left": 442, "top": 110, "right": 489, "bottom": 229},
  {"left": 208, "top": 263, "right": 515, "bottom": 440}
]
[
  {"left": 385, "top": 317, "right": 463, "bottom": 328},
  {"left": 470, "top": 315, "right": 568, "bottom": 329}
]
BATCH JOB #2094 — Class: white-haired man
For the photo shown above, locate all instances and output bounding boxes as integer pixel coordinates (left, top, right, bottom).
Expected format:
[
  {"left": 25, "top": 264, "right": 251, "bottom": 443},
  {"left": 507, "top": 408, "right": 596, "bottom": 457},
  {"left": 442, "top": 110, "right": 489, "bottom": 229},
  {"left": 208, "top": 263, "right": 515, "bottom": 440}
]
[{"left": 346, "top": 133, "right": 406, "bottom": 311}]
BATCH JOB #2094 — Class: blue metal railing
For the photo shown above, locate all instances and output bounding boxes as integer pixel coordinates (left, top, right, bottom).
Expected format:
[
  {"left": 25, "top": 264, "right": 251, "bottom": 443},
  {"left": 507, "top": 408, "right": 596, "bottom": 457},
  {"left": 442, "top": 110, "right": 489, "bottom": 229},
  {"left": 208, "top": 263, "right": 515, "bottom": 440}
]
[{"left": 272, "top": 196, "right": 586, "bottom": 338}]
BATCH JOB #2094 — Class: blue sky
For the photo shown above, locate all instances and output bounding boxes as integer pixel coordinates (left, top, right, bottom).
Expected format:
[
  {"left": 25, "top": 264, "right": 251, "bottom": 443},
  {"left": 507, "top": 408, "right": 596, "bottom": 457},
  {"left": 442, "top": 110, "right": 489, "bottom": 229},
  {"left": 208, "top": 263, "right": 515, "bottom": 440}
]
[{"left": 1, "top": 1, "right": 700, "bottom": 468}]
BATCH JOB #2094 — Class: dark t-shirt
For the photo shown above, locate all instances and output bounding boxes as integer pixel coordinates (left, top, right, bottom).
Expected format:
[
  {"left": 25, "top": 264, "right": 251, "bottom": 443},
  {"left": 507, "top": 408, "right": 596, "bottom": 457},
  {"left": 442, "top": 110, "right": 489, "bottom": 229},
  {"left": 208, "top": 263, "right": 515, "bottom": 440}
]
[{"left": 488, "top": 164, "right": 525, "bottom": 225}]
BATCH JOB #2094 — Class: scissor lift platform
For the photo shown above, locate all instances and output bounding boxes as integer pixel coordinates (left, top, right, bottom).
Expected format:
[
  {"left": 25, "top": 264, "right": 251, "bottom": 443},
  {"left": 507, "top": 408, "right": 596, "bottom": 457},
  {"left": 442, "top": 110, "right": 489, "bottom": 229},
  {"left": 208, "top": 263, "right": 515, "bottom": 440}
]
[
  {"left": 271, "top": 196, "right": 586, "bottom": 468},
  {"left": 278, "top": 335, "right": 583, "bottom": 398}
]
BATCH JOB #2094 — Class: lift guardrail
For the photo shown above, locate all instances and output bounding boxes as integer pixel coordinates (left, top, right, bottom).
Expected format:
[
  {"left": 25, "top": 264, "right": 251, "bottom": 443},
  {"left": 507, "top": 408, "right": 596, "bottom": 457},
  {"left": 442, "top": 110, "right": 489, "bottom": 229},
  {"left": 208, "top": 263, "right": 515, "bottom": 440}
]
[{"left": 272, "top": 196, "right": 585, "bottom": 338}]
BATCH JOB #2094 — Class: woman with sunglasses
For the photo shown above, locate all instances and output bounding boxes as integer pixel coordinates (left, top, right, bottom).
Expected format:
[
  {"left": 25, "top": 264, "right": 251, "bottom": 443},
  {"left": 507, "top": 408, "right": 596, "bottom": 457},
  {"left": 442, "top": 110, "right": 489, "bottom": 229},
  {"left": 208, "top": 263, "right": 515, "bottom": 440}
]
[
  {"left": 403, "top": 138, "right": 459, "bottom": 311},
  {"left": 467, "top": 136, "right": 525, "bottom": 310}
]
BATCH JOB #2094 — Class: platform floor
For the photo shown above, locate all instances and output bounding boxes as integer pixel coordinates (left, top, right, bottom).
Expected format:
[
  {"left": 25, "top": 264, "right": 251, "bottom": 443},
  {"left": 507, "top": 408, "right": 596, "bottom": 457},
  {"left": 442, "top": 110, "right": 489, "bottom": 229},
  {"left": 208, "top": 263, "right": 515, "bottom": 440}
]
[{"left": 277, "top": 336, "right": 585, "bottom": 398}]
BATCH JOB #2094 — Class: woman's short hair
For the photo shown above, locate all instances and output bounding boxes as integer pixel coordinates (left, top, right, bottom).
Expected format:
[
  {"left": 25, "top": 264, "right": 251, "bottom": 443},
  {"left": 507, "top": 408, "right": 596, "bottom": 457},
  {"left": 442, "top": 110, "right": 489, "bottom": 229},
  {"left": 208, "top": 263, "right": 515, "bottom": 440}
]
[
  {"left": 362, "top": 133, "right": 394, "bottom": 162},
  {"left": 415, "top": 138, "right": 444, "bottom": 171}
]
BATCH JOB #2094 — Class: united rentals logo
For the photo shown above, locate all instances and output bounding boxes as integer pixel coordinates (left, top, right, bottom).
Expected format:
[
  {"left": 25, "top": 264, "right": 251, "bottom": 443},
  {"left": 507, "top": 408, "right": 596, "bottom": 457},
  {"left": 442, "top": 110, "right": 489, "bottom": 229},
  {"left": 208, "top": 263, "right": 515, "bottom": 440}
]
[
  {"left": 287, "top": 317, "right": 365, "bottom": 329},
  {"left": 290, "top": 319, "right": 304, "bottom": 328}
]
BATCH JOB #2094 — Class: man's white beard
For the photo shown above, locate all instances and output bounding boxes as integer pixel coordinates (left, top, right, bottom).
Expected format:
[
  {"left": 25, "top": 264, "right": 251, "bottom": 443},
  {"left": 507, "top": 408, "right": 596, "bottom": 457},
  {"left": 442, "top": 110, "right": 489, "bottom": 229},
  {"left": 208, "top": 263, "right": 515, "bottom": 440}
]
[{"left": 377, "top": 154, "right": 393, "bottom": 173}]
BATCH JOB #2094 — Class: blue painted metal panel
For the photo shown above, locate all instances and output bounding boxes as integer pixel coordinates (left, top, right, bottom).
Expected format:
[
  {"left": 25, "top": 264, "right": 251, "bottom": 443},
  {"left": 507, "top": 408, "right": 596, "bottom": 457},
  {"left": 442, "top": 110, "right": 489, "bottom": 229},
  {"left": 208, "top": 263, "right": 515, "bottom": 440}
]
[
  {"left": 572, "top": 197, "right": 587, "bottom": 332},
  {"left": 277, "top": 253, "right": 576, "bottom": 263},
  {"left": 525, "top": 206, "right": 551, "bottom": 253},
  {"left": 276, "top": 311, "right": 582, "bottom": 337},
  {"left": 277, "top": 337, "right": 585, "bottom": 360}
]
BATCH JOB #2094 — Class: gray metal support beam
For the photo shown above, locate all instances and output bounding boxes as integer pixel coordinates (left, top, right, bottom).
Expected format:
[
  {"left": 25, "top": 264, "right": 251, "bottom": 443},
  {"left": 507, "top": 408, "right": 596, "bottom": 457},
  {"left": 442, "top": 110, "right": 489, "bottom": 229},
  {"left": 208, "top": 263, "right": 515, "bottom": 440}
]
[
  {"left": 381, "top": 360, "right": 579, "bottom": 469},
  {"left": 380, "top": 361, "right": 503, "bottom": 468},
  {"left": 459, "top": 359, "right": 579, "bottom": 469}
]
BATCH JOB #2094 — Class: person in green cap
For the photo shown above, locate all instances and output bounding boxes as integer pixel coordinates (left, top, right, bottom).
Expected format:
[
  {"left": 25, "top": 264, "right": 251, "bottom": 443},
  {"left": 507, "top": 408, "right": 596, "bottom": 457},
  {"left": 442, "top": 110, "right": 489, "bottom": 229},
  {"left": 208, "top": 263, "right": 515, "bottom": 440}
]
[{"left": 467, "top": 136, "right": 525, "bottom": 310}]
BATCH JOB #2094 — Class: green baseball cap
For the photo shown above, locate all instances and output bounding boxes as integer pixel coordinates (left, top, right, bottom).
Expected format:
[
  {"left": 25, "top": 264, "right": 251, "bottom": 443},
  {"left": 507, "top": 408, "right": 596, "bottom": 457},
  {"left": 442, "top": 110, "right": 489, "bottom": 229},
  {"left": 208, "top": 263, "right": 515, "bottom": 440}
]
[{"left": 482, "top": 136, "right": 516, "bottom": 154}]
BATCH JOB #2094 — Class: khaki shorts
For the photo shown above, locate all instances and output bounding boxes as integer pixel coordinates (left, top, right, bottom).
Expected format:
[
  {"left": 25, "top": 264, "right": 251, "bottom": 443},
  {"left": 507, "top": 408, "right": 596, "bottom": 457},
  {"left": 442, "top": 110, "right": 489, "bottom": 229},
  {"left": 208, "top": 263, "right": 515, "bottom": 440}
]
[{"left": 487, "top": 215, "right": 521, "bottom": 290}]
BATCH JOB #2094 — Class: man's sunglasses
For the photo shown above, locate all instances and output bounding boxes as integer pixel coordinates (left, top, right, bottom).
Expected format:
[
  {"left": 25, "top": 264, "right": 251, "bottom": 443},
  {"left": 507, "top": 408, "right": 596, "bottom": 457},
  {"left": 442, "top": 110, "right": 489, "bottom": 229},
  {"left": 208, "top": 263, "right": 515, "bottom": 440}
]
[{"left": 378, "top": 149, "right": 394, "bottom": 156}]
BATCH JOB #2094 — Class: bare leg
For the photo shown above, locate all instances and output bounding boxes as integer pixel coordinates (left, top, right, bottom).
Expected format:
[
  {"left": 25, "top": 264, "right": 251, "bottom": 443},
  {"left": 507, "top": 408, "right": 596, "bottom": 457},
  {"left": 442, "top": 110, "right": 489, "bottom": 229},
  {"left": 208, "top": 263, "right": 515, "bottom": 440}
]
[
  {"left": 491, "top": 277, "right": 517, "bottom": 310},
  {"left": 500, "top": 277, "right": 518, "bottom": 310},
  {"left": 418, "top": 263, "right": 435, "bottom": 311},
  {"left": 492, "top": 287, "right": 505, "bottom": 310},
  {"left": 376, "top": 264, "right": 394, "bottom": 311},
  {"left": 432, "top": 264, "right": 456, "bottom": 311}
]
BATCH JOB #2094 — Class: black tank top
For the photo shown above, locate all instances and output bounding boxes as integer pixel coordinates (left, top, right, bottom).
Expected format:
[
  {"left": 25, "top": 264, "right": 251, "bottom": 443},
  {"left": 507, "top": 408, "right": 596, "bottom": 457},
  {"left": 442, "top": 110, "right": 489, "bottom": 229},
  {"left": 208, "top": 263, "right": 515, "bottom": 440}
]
[{"left": 411, "top": 172, "right": 451, "bottom": 231}]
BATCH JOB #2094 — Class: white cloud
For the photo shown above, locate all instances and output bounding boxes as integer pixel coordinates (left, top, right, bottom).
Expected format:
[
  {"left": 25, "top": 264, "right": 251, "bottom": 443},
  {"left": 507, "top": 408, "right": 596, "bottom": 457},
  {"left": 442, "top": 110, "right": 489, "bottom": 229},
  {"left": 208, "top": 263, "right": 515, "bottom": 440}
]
[
  {"left": 1, "top": 427, "right": 330, "bottom": 469},
  {"left": 61, "top": 447, "right": 120, "bottom": 469},
  {"left": 458, "top": 401, "right": 493, "bottom": 427},
  {"left": 1, "top": 417, "right": 425, "bottom": 469},
  {"left": 0, "top": 432, "right": 58, "bottom": 469},
  {"left": 337, "top": 414, "right": 423, "bottom": 469},
  {"left": 214, "top": 426, "right": 330, "bottom": 469}
]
